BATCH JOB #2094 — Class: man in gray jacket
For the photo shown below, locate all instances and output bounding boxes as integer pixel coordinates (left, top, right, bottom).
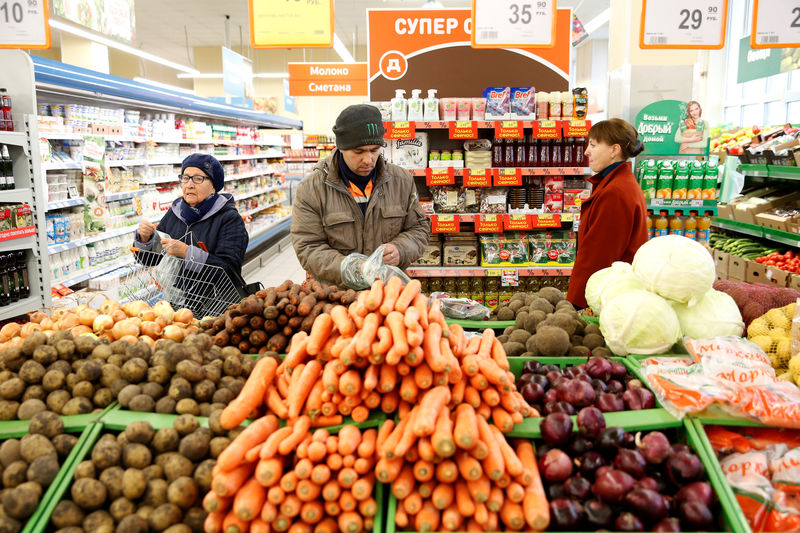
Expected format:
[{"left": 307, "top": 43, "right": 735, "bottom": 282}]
[{"left": 291, "top": 104, "right": 430, "bottom": 286}]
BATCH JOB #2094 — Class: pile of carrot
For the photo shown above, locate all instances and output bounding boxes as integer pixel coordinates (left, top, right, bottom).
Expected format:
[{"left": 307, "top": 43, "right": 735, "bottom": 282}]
[{"left": 205, "top": 415, "right": 379, "bottom": 533}]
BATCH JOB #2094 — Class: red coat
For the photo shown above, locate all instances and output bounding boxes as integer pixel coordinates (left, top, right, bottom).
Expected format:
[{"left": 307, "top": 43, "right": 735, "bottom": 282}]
[{"left": 566, "top": 162, "right": 649, "bottom": 309}]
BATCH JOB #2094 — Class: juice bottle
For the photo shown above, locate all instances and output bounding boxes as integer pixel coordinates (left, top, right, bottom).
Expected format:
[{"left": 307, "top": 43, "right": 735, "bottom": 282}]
[
  {"left": 672, "top": 161, "right": 690, "bottom": 199},
  {"left": 646, "top": 209, "right": 654, "bottom": 240},
  {"left": 687, "top": 161, "right": 705, "bottom": 199},
  {"left": 471, "top": 278, "right": 485, "bottom": 306},
  {"left": 696, "top": 211, "right": 712, "bottom": 245},
  {"left": 684, "top": 210, "right": 698, "bottom": 241},
  {"left": 485, "top": 277, "right": 500, "bottom": 310},
  {"left": 656, "top": 160, "right": 674, "bottom": 199},
  {"left": 668, "top": 210, "right": 684, "bottom": 236},
  {"left": 640, "top": 160, "right": 658, "bottom": 199},
  {"left": 653, "top": 210, "right": 669, "bottom": 238},
  {"left": 702, "top": 164, "right": 718, "bottom": 200}
]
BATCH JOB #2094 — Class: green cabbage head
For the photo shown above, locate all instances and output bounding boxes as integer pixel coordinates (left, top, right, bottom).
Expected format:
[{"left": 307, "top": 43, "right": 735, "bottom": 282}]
[
  {"left": 632, "top": 235, "right": 715, "bottom": 306},
  {"left": 585, "top": 261, "right": 645, "bottom": 314},
  {"left": 672, "top": 289, "right": 744, "bottom": 338},
  {"left": 600, "top": 289, "right": 682, "bottom": 356}
]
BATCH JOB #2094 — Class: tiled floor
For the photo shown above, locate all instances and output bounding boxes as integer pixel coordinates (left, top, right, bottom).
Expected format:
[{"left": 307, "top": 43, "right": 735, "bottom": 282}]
[{"left": 245, "top": 244, "right": 307, "bottom": 287}]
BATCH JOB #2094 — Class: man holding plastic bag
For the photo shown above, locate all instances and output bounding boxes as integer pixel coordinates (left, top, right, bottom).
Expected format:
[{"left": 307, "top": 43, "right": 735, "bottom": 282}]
[{"left": 291, "top": 104, "right": 430, "bottom": 288}]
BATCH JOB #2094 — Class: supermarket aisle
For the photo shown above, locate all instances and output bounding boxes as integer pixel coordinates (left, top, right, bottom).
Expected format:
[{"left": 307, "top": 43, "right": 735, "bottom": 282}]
[{"left": 247, "top": 245, "right": 307, "bottom": 287}]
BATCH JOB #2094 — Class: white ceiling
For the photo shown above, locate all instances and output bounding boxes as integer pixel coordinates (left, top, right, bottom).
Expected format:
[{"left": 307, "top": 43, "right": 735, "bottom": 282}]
[{"left": 124, "top": 0, "right": 611, "bottom": 72}]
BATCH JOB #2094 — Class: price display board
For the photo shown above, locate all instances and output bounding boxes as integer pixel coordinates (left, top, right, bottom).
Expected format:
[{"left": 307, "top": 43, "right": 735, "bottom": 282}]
[
  {"left": 471, "top": 0, "right": 556, "bottom": 49},
  {"left": 751, "top": 0, "right": 800, "bottom": 49},
  {"left": 249, "top": 0, "right": 334, "bottom": 48},
  {"left": 0, "top": 0, "right": 50, "bottom": 48},
  {"left": 639, "top": 0, "right": 728, "bottom": 49}
]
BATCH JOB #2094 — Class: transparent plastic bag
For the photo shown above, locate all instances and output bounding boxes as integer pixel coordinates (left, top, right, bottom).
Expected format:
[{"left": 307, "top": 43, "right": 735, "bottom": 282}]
[
  {"left": 340, "top": 253, "right": 370, "bottom": 290},
  {"left": 340, "top": 246, "right": 411, "bottom": 289},
  {"left": 430, "top": 292, "right": 490, "bottom": 321}
]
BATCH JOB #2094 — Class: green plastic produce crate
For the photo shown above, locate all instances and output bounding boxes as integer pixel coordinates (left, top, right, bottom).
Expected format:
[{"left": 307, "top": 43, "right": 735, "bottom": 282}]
[
  {"left": 445, "top": 318, "right": 514, "bottom": 330},
  {"left": 507, "top": 356, "right": 678, "bottom": 438},
  {"left": 625, "top": 353, "right": 691, "bottom": 369},
  {"left": 0, "top": 401, "right": 120, "bottom": 439},
  {"left": 385, "top": 417, "right": 740, "bottom": 533}
]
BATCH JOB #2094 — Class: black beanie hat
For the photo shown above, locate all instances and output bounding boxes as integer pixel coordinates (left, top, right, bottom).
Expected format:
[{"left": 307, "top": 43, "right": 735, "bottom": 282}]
[
  {"left": 181, "top": 153, "right": 225, "bottom": 192},
  {"left": 333, "top": 104, "right": 386, "bottom": 150}
]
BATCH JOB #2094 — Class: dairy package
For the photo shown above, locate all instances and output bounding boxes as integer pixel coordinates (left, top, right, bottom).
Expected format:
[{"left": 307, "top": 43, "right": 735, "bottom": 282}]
[{"left": 390, "top": 132, "right": 429, "bottom": 169}]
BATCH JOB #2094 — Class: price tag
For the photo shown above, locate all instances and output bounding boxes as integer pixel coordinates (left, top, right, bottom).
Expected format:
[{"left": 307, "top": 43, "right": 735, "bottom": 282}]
[
  {"left": 532, "top": 214, "right": 561, "bottom": 228},
  {"left": 425, "top": 167, "right": 456, "bottom": 186},
  {"left": 494, "top": 121, "right": 525, "bottom": 139},
  {"left": 464, "top": 168, "right": 493, "bottom": 187},
  {"left": 503, "top": 214, "right": 534, "bottom": 230},
  {"left": 448, "top": 121, "right": 478, "bottom": 139},
  {"left": 486, "top": 269, "right": 502, "bottom": 277},
  {"left": 562, "top": 120, "right": 591, "bottom": 137},
  {"left": 0, "top": 0, "right": 51, "bottom": 48},
  {"left": 640, "top": 0, "right": 728, "bottom": 49},
  {"left": 431, "top": 214, "right": 460, "bottom": 233},
  {"left": 501, "top": 269, "right": 520, "bottom": 287},
  {"left": 751, "top": 0, "right": 800, "bottom": 48},
  {"left": 572, "top": 214, "right": 581, "bottom": 232},
  {"left": 493, "top": 168, "right": 523, "bottom": 187},
  {"left": 250, "top": 0, "right": 334, "bottom": 48},
  {"left": 532, "top": 120, "right": 562, "bottom": 139},
  {"left": 383, "top": 121, "right": 416, "bottom": 140},
  {"left": 475, "top": 214, "right": 504, "bottom": 233},
  {"left": 472, "top": 0, "right": 556, "bottom": 48}
]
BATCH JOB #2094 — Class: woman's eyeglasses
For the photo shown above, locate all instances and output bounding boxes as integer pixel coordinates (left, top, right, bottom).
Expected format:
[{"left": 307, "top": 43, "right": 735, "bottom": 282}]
[{"left": 178, "top": 174, "right": 209, "bottom": 184}]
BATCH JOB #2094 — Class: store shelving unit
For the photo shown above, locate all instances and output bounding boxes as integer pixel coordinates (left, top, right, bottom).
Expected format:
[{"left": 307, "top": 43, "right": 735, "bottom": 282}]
[{"left": 406, "top": 265, "right": 573, "bottom": 277}]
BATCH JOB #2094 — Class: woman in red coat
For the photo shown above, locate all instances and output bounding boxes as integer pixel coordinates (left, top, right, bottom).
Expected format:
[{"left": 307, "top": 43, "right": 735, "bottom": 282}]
[{"left": 566, "top": 119, "right": 649, "bottom": 309}]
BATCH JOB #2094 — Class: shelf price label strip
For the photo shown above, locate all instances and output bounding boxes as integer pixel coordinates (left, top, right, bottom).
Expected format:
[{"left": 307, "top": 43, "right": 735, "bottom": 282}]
[
  {"left": 383, "top": 121, "right": 416, "bottom": 140},
  {"left": 494, "top": 121, "right": 525, "bottom": 139},
  {"left": 475, "top": 214, "right": 504, "bottom": 233},
  {"left": 431, "top": 214, "right": 461, "bottom": 233},
  {"left": 464, "top": 168, "right": 493, "bottom": 187},
  {"left": 448, "top": 121, "right": 479, "bottom": 140},
  {"left": 494, "top": 168, "right": 523, "bottom": 187},
  {"left": 562, "top": 120, "right": 591, "bottom": 137},
  {"left": 425, "top": 167, "right": 456, "bottom": 186},
  {"left": 532, "top": 120, "right": 562, "bottom": 139}
]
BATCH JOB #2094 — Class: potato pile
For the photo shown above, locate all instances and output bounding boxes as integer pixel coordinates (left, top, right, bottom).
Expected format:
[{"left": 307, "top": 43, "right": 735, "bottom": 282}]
[
  {"left": 0, "top": 330, "right": 257, "bottom": 419},
  {"left": 50, "top": 414, "right": 233, "bottom": 533},
  {"left": 201, "top": 280, "right": 357, "bottom": 354},
  {"left": 492, "top": 288, "right": 610, "bottom": 358},
  {"left": 0, "top": 412, "right": 78, "bottom": 533}
]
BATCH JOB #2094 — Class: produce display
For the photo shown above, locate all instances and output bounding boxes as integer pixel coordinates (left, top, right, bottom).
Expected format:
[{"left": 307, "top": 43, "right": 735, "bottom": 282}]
[
  {"left": 710, "top": 233, "right": 780, "bottom": 262},
  {"left": 49, "top": 415, "right": 223, "bottom": 533},
  {"left": 0, "top": 412, "right": 77, "bottom": 532},
  {"left": 747, "top": 302, "right": 797, "bottom": 376},
  {"left": 714, "top": 279, "right": 800, "bottom": 327},
  {"left": 516, "top": 358, "right": 655, "bottom": 417},
  {"left": 755, "top": 251, "right": 800, "bottom": 275},
  {"left": 200, "top": 280, "right": 358, "bottom": 354},
  {"left": 536, "top": 411, "right": 720, "bottom": 532}
]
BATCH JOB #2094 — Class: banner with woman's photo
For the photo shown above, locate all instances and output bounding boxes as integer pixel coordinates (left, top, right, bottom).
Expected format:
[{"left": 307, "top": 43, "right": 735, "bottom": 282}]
[{"left": 634, "top": 100, "right": 710, "bottom": 156}]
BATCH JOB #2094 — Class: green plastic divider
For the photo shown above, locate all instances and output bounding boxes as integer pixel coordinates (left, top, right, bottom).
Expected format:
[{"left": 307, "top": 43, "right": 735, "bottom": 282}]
[
  {"left": 625, "top": 353, "right": 691, "bottom": 368},
  {"left": 446, "top": 318, "right": 514, "bottom": 330},
  {"left": 0, "top": 402, "right": 120, "bottom": 439},
  {"left": 100, "top": 408, "right": 211, "bottom": 430},
  {"left": 694, "top": 407, "right": 772, "bottom": 428},
  {"left": 23, "top": 423, "right": 103, "bottom": 533}
]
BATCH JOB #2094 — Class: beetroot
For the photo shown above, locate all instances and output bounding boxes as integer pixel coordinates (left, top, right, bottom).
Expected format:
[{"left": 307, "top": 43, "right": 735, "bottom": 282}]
[
  {"left": 576, "top": 373, "right": 592, "bottom": 384},
  {"left": 597, "top": 427, "right": 626, "bottom": 455},
  {"left": 633, "top": 476, "right": 659, "bottom": 492},
  {"left": 552, "top": 401, "right": 576, "bottom": 415},
  {"left": 595, "top": 465, "right": 612, "bottom": 479},
  {"left": 592, "top": 379, "right": 608, "bottom": 393},
  {"left": 597, "top": 392, "right": 625, "bottom": 412},
  {"left": 546, "top": 370, "right": 562, "bottom": 383},
  {"left": 616, "top": 512, "right": 644, "bottom": 531},
  {"left": 667, "top": 451, "right": 705, "bottom": 486},
  {"left": 568, "top": 436, "right": 591, "bottom": 457},
  {"left": 623, "top": 387, "right": 656, "bottom": 410},
  {"left": 548, "top": 483, "right": 566, "bottom": 501},
  {"left": 592, "top": 469, "right": 635, "bottom": 503},
  {"left": 610, "top": 360, "right": 628, "bottom": 380},
  {"left": 608, "top": 379, "right": 624, "bottom": 393},
  {"left": 670, "top": 443, "right": 691, "bottom": 456},
  {"left": 523, "top": 360, "right": 541, "bottom": 374},
  {"left": 530, "top": 374, "right": 549, "bottom": 389},
  {"left": 557, "top": 379, "right": 596, "bottom": 407},
  {"left": 624, "top": 488, "right": 668, "bottom": 523},
  {"left": 549, "top": 499, "right": 584, "bottom": 531},
  {"left": 577, "top": 406, "right": 606, "bottom": 438},
  {"left": 578, "top": 451, "right": 606, "bottom": 479},
  {"left": 679, "top": 501, "right": 714, "bottom": 530},
  {"left": 584, "top": 499, "right": 614, "bottom": 529},
  {"left": 676, "top": 481, "right": 713, "bottom": 507},
  {"left": 652, "top": 517, "right": 682, "bottom": 532},
  {"left": 540, "top": 449, "right": 573, "bottom": 483},
  {"left": 540, "top": 413, "right": 573, "bottom": 447},
  {"left": 544, "top": 388, "right": 559, "bottom": 404},
  {"left": 522, "top": 382, "right": 545, "bottom": 404},
  {"left": 614, "top": 448, "right": 647, "bottom": 479},
  {"left": 637, "top": 431, "right": 670, "bottom": 464},
  {"left": 586, "top": 357, "right": 612, "bottom": 380},
  {"left": 563, "top": 476, "right": 592, "bottom": 500}
]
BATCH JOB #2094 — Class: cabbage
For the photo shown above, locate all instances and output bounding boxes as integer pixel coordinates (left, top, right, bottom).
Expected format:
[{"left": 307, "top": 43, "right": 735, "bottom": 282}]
[
  {"left": 585, "top": 262, "right": 645, "bottom": 313},
  {"left": 672, "top": 289, "right": 745, "bottom": 338},
  {"left": 632, "top": 235, "right": 715, "bottom": 306},
  {"left": 599, "top": 290, "right": 682, "bottom": 356}
]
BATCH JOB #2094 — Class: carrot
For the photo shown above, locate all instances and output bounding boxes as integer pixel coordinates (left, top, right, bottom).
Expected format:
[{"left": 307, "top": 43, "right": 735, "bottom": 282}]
[
  {"left": 506, "top": 482, "right": 525, "bottom": 503},
  {"left": 474, "top": 501, "right": 489, "bottom": 526},
  {"left": 245, "top": 443, "right": 265, "bottom": 465},
  {"left": 456, "top": 451, "right": 483, "bottom": 481},
  {"left": 403, "top": 491, "right": 423, "bottom": 515},
  {"left": 311, "top": 464, "right": 331, "bottom": 485},
  {"left": 281, "top": 494, "right": 302, "bottom": 517},
  {"left": 442, "top": 504, "right": 463, "bottom": 531},
  {"left": 375, "top": 456, "right": 404, "bottom": 483},
  {"left": 415, "top": 501, "right": 441, "bottom": 533},
  {"left": 287, "top": 522, "right": 310, "bottom": 533},
  {"left": 294, "top": 458, "right": 313, "bottom": 480},
  {"left": 321, "top": 360, "right": 340, "bottom": 395},
  {"left": 363, "top": 391, "right": 380, "bottom": 410},
  {"left": 404, "top": 446, "right": 419, "bottom": 463},
  {"left": 306, "top": 440, "right": 326, "bottom": 463},
  {"left": 411, "top": 293, "right": 429, "bottom": 328},
  {"left": 297, "top": 479, "right": 322, "bottom": 502},
  {"left": 355, "top": 312, "right": 380, "bottom": 357},
  {"left": 392, "top": 408, "right": 421, "bottom": 459},
  {"left": 430, "top": 406, "right": 455, "bottom": 458},
  {"left": 470, "top": 439, "right": 489, "bottom": 461},
  {"left": 422, "top": 322, "right": 448, "bottom": 372},
  {"left": 234, "top": 477, "right": 267, "bottom": 521},
  {"left": 478, "top": 416, "right": 505, "bottom": 480},
  {"left": 373, "top": 325, "right": 392, "bottom": 356},
  {"left": 487, "top": 486, "right": 504, "bottom": 512},
  {"left": 255, "top": 457, "right": 283, "bottom": 487},
  {"left": 414, "top": 459, "right": 434, "bottom": 482},
  {"left": 385, "top": 311, "right": 410, "bottom": 357},
  {"left": 501, "top": 499, "right": 525, "bottom": 530},
  {"left": 306, "top": 379, "right": 325, "bottom": 415},
  {"left": 205, "top": 510, "right": 225, "bottom": 533},
  {"left": 454, "top": 404, "right": 479, "bottom": 450},
  {"left": 326, "top": 452, "right": 343, "bottom": 471},
  {"left": 267, "top": 486, "right": 285, "bottom": 506},
  {"left": 336, "top": 369, "right": 360, "bottom": 397},
  {"left": 213, "top": 462, "right": 256, "bottom": 497},
  {"left": 394, "top": 279, "right": 421, "bottom": 312},
  {"left": 222, "top": 510, "right": 249, "bottom": 533},
  {"left": 323, "top": 501, "right": 340, "bottom": 518},
  {"left": 517, "top": 441, "right": 549, "bottom": 531},
  {"left": 204, "top": 491, "right": 231, "bottom": 513},
  {"left": 364, "top": 280, "right": 385, "bottom": 311},
  {"left": 413, "top": 387, "right": 451, "bottom": 438},
  {"left": 307, "top": 313, "right": 334, "bottom": 356},
  {"left": 310, "top": 415, "right": 343, "bottom": 427},
  {"left": 448, "top": 323, "right": 465, "bottom": 354},
  {"left": 217, "top": 415, "right": 278, "bottom": 471},
  {"left": 330, "top": 305, "right": 356, "bottom": 337},
  {"left": 482, "top": 387, "right": 501, "bottom": 407},
  {"left": 418, "top": 437, "right": 436, "bottom": 463},
  {"left": 465, "top": 335, "right": 481, "bottom": 355},
  {"left": 314, "top": 518, "right": 338, "bottom": 533},
  {"left": 477, "top": 403, "right": 491, "bottom": 420},
  {"left": 394, "top": 507, "right": 410, "bottom": 529},
  {"left": 432, "top": 482, "right": 455, "bottom": 511},
  {"left": 337, "top": 467, "right": 358, "bottom": 489},
  {"left": 414, "top": 363, "right": 433, "bottom": 389},
  {"left": 351, "top": 474, "right": 374, "bottom": 501},
  {"left": 338, "top": 511, "right": 363, "bottom": 533},
  {"left": 339, "top": 490, "right": 357, "bottom": 512},
  {"left": 491, "top": 337, "right": 510, "bottom": 370},
  {"left": 477, "top": 328, "right": 495, "bottom": 358},
  {"left": 354, "top": 457, "right": 373, "bottom": 475},
  {"left": 432, "top": 459, "right": 456, "bottom": 483},
  {"left": 301, "top": 501, "right": 324, "bottom": 524},
  {"left": 279, "top": 332, "right": 308, "bottom": 375},
  {"left": 468, "top": 475, "right": 491, "bottom": 503},
  {"left": 266, "top": 387, "right": 289, "bottom": 419},
  {"left": 260, "top": 427, "right": 293, "bottom": 460},
  {"left": 277, "top": 416, "right": 312, "bottom": 455},
  {"left": 496, "top": 473, "right": 511, "bottom": 489},
  {"left": 358, "top": 497, "right": 378, "bottom": 518},
  {"left": 463, "top": 385, "right": 481, "bottom": 408},
  {"left": 406, "top": 323, "right": 424, "bottom": 349},
  {"left": 492, "top": 407, "right": 514, "bottom": 433},
  {"left": 350, "top": 405, "right": 369, "bottom": 423},
  {"left": 491, "top": 425, "right": 524, "bottom": 478},
  {"left": 287, "top": 360, "right": 323, "bottom": 419},
  {"left": 322, "top": 479, "right": 341, "bottom": 502},
  {"left": 455, "top": 479, "right": 476, "bottom": 517},
  {"left": 376, "top": 420, "right": 395, "bottom": 458},
  {"left": 260, "top": 501, "right": 278, "bottom": 524},
  {"left": 221, "top": 358, "right": 278, "bottom": 430},
  {"left": 356, "top": 428, "right": 376, "bottom": 458},
  {"left": 336, "top": 424, "right": 361, "bottom": 455}
]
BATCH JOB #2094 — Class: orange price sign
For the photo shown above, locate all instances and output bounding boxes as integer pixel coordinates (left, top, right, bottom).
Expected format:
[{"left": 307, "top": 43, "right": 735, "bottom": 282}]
[
  {"left": 494, "top": 121, "right": 525, "bottom": 139},
  {"left": 475, "top": 214, "right": 503, "bottom": 233},
  {"left": 503, "top": 214, "right": 534, "bottom": 230},
  {"left": 431, "top": 214, "right": 460, "bottom": 233},
  {"left": 532, "top": 214, "right": 562, "bottom": 228},
  {"left": 383, "top": 121, "right": 416, "bottom": 139},
  {"left": 448, "top": 121, "right": 478, "bottom": 139},
  {"left": 532, "top": 120, "right": 562, "bottom": 139},
  {"left": 562, "top": 120, "right": 591, "bottom": 137},
  {"left": 464, "top": 168, "right": 492, "bottom": 187},
  {"left": 493, "top": 168, "right": 522, "bottom": 187},
  {"left": 425, "top": 167, "right": 456, "bottom": 186}
]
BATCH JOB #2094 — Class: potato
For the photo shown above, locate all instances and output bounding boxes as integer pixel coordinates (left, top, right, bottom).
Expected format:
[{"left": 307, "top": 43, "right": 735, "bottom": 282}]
[
  {"left": 173, "top": 361, "right": 201, "bottom": 383},
  {"left": 73, "top": 461, "right": 95, "bottom": 480},
  {"left": 26, "top": 455, "right": 59, "bottom": 486},
  {"left": 135, "top": 506, "right": 154, "bottom": 523},
  {"left": 122, "top": 469, "right": 147, "bottom": 500},
  {"left": 167, "top": 379, "right": 191, "bottom": 402},
  {"left": 91, "top": 438, "right": 122, "bottom": 470},
  {"left": 98, "top": 467, "right": 124, "bottom": 500},
  {"left": 42, "top": 370, "right": 66, "bottom": 393},
  {"left": 143, "top": 464, "right": 163, "bottom": 481},
  {"left": 208, "top": 437, "right": 230, "bottom": 459},
  {"left": 120, "top": 359, "right": 148, "bottom": 383},
  {"left": 74, "top": 335, "right": 98, "bottom": 355},
  {"left": 72, "top": 478, "right": 107, "bottom": 510},
  {"left": 222, "top": 356, "right": 242, "bottom": 377},
  {"left": 152, "top": 428, "right": 179, "bottom": 453},
  {"left": 150, "top": 351, "right": 168, "bottom": 368},
  {"left": 1, "top": 462, "right": 26, "bottom": 488},
  {"left": 192, "top": 459, "right": 215, "bottom": 491},
  {"left": 29, "top": 411, "right": 64, "bottom": 438},
  {"left": 117, "top": 385, "right": 142, "bottom": 408},
  {"left": 51, "top": 500, "right": 85, "bottom": 528},
  {"left": 128, "top": 395, "right": 155, "bottom": 412},
  {"left": 155, "top": 397, "right": 176, "bottom": 414},
  {"left": 53, "top": 434, "right": 78, "bottom": 458},
  {"left": 65, "top": 373, "right": 79, "bottom": 390},
  {"left": 18, "top": 361, "right": 45, "bottom": 385},
  {"left": 146, "top": 366, "right": 170, "bottom": 385},
  {"left": 226, "top": 379, "right": 244, "bottom": 398},
  {"left": 71, "top": 381, "right": 94, "bottom": 399},
  {"left": 127, "top": 341, "right": 152, "bottom": 361},
  {"left": 148, "top": 503, "right": 182, "bottom": 531},
  {"left": 202, "top": 364, "right": 221, "bottom": 384},
  {"left": 178, "top": 433, "right": 209, "bottom": 463},
  {"left": 107, "top": 354, "right": 124, "bottom": 367},
  {"left": 116, "top": 514, "right": 148, "bottom": 533},
  {"left": 110, "top": 340, "right": 129, "bottom": 355},
  {"left": 92, "top": 388, "right": 114, "bottom": 408},
  {"left": 21, "top": 385, "right": 45, "bottom": 402},
  {"left": 61, "top": 397, "right": 92, "bottom": 416},
  {"left": 46, "top": 390, "right": 71, "bottom": 414},
  {"left": 173, "top": 415, "right": 199, "bottom": 436},
  {"left": 99, "top": 365, "right": 121, "bottom": 388},
  {"left": 109, "top": 380, "right": 130, "bottom": 398},
  {"left": 124, "top": 422, "right": 155, "bottom": 445},
  {"left": 82, "top": 510, "right": 114, "bottom": 533},
  {"left": 141, "top": 382, "right": 164, "bottom": 400},
  {"left": 0, "top": 379, "right": 24, "bottom": 401},
  {"left": 163, "top": 525, "right": 192, "bottom": 533},
  {"left": 48, "top": 330, "right": 74, "bottom": 346},
  {"left": 54, "top": 341, "right": 74, "bottom": 363},
  {"left": 0, "top": 441, "right": 20, "bottom": 468},
  {"left": 1, "top": 485, "right": 39, "bottom": 519},
  {"left": 166, "top": 476, "right": 197, "bottom": 510},
  {"left": 174, "top": 399, "right": 199, "bottom": 416},
  {"left": 161, "top": 454, "right": 193, "bottom": 483},
  {"left": 142, "top": 479, "right": 168, "bottom": 507},
  {"left": 0, "top": 517, "right": 21, "bottom": 533},
  {"left": 0, "top": 402, "right": 18, "bottom": 421},
  {"left": 20, "top": 331, "right": 46, "bottom": 356},
  {"left": 20, "top": 434, "right": 56, "bottom": 462},
  {"left": 122, "top": 443, "right": 152, "bottom": 469},
  {"left": 210, "top": 388, "right": 233, "bottom": 406}
]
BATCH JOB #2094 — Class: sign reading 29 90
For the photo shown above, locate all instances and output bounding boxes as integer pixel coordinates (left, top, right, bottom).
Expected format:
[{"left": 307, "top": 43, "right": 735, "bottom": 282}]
[{"left": 0, "top": 0, "right": 50, "bottom": 49}]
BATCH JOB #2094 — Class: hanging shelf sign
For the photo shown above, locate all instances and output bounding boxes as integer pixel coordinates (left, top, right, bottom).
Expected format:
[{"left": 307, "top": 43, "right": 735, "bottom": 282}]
[
  {"left": 639, "top": 0, "right": 728, "bottom": 49},
  {"left": 0, "top": 0, "right": 51, "bottom": 49},
  {"left": 471, "top": 0, "right": 556, "bottom": 48},
  {"left": 249, "top": 0, "right": 334, "bottom": 48},
  {"left": 751, "top": 0, "right": 800, "bottom": 49}
]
